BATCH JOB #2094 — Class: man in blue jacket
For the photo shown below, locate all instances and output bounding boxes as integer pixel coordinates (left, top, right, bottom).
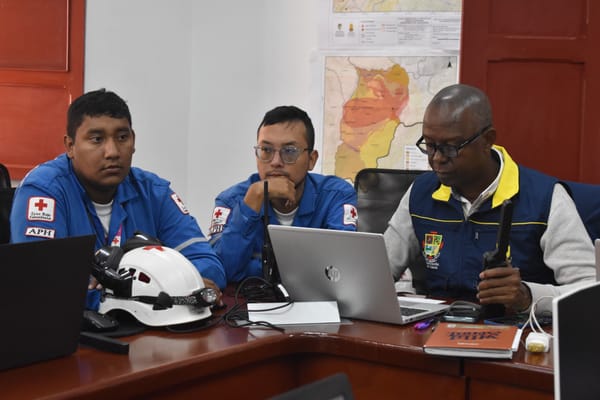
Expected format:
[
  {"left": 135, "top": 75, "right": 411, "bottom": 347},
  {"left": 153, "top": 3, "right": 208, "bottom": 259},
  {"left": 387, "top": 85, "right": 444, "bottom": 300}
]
[
  {"left": 10, "top": 89, "right": 226, "bottom": 309},
  {"left": 209, "top": 106, "right": 358, "bottom": 283},
  {"left": 384, "top": 84, "right": 596, "bottom": 315}
]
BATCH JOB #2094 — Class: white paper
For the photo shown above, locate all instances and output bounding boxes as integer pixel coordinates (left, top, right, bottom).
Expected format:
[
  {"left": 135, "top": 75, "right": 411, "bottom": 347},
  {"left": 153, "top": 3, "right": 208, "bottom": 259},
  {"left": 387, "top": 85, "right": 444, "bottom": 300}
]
[
  {"left": 247, "top": 301, "right": 341, "bottom": 326},
  {"left": 398, "top": 296, "right": 446, "bottom": 305}
]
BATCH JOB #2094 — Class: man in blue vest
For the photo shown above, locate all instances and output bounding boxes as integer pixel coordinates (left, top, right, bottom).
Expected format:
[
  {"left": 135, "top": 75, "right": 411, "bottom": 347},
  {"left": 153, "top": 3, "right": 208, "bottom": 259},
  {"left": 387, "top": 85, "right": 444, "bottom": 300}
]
[
  {"left": 209, "top": 106, "right": 358, "bottom": 283},
  {"left": 384, "top": 84, "right": 595, "bottom": 315},
  {"left": 10, "top": 89, "right": 226, "bottom": 309}
]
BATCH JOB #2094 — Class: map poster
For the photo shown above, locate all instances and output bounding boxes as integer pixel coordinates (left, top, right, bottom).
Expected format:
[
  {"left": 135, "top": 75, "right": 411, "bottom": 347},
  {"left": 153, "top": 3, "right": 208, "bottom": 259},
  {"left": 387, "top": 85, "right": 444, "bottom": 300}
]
[
  {"left": 321, "top": 55, "right": 458, "bottom": 182},
  {"left": 318, "top": 0, "right": 462, "bottom": 182},
  {"left": 332, "top": 0, "right": 462, "bottom": 12},
  {"left": 327, "top": 0, "right": 462, "bottom": 50}
]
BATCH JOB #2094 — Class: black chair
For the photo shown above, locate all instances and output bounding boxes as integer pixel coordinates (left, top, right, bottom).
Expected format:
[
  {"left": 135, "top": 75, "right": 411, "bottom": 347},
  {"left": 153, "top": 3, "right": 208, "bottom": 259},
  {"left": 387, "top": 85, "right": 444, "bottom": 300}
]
[
  {"left": 0, "top": 163, "right": 10, "bottom": 189},
  {"left": 563, "top": 180, "right": 600, "bottom": 243},
  {"left": 354, "top": 168, "right": 428, "bottom": 293},
  {"left": 354, "top": 168, "right": 427, "bottom": 234},
  {"left": 0, "top": 163, "right": 15, "bottom": 244},
  {"left": 268, "top": 373, "right": 354, "bottom": 400}
]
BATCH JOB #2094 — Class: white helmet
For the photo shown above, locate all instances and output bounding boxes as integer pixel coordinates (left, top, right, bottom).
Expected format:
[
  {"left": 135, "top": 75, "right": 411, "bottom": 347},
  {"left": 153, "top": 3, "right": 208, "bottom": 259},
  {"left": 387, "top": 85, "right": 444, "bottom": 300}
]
[{"left": 99, "top": 245, "right": 213, "bottom": 327}]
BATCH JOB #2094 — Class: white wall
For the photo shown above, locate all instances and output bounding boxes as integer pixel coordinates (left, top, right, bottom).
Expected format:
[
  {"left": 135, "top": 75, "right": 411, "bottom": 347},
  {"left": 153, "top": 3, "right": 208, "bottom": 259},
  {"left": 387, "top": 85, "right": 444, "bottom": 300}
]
[{"left": 85, "top": 0, "right": 320, "bottom": 232}]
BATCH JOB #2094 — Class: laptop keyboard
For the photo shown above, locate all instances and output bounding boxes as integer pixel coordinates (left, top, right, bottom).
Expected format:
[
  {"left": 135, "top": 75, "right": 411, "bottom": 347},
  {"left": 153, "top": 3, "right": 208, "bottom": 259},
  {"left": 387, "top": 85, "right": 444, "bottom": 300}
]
[{"left": 400, "top": 306, "right": 428, "bottom": 316}]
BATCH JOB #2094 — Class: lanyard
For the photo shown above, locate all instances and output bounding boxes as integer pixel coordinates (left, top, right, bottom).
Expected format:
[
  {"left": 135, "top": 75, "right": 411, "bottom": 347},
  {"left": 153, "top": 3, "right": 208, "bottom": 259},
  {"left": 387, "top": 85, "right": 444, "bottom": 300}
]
[{"left": 85, "top": 204, "right": 123, "bottom": 247}]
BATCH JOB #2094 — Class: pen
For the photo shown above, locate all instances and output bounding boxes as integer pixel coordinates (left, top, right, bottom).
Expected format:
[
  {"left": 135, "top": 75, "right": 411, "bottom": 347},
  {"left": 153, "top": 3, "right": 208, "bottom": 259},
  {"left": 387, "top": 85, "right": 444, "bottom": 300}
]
[{"left": 413, "top": 318, "right": 435, "bottom": 331}]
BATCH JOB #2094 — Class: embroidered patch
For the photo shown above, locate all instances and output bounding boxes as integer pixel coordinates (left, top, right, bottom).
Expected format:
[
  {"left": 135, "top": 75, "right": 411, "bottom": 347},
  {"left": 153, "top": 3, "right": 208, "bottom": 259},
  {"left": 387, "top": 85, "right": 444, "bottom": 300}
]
[
  {"left": 170, "top": 193, "right": 190, "bottom": 214},
  {"left": 27, "top": 197, "right": 56, "bottom": 222},
  {"left": 343, "top": 204, "right": 358, "bottom": 225},
  {"left": 209, "top": 206, "right": 231, "bottom": 235},
  {"left": 25, "top": 226, "right": 56, "bottom": 239},
  {"left": 110, "top": 225, "right": 123, "bottom": 247},
  {"left": 422, "top": 231, "right": 443, "bottom": 270}
]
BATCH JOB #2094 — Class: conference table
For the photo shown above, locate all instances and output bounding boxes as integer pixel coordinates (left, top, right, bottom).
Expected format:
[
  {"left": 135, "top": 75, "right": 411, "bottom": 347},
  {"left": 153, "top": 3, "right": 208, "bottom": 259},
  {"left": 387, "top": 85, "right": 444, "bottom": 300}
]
[{"left": 0, "top": 290, "right": 554, "bottom": 400}]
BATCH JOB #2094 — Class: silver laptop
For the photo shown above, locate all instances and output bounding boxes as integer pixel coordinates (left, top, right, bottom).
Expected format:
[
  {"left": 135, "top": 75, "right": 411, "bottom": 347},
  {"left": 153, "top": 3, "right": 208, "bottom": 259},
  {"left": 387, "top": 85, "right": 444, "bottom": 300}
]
[
  {"left": 267, "top": 225, "right": 449, "bottom": 325},
  {"left": 0, "top": 235, "right": 94, "bottom": 370}
]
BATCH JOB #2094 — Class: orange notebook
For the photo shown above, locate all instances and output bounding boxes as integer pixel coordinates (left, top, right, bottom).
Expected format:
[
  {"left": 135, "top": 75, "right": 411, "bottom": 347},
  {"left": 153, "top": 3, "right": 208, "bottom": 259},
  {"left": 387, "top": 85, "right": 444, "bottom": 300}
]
[{"left": 423, "top": 322, "right": 522, "bottom": 359}]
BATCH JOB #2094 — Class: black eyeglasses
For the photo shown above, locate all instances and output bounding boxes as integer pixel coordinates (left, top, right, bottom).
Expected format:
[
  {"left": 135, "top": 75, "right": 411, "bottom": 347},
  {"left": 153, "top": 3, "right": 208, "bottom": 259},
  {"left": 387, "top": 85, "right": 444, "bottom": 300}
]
[
  {"left": 415, "top": 124, "right": 492, "bottom": 159},
  {"left": 253, "top": 145, "right": 309, "bottom": 164}
]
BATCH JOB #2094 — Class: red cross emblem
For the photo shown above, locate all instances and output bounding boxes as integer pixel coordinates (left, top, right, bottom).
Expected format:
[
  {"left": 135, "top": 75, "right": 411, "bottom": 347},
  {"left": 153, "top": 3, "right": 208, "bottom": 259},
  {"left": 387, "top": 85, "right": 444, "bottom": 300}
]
[
  {"left": 34, "top": 199, "right": 48, "bottom": 211},
  {"left": 350, "top": 207, "right": 356, "bottom": 218},
  {"left": 214, "top": 209, "right": 223, "bottom": 218},
  {"left": 143, "top": 245, "right": 164, "bottom": 251}
]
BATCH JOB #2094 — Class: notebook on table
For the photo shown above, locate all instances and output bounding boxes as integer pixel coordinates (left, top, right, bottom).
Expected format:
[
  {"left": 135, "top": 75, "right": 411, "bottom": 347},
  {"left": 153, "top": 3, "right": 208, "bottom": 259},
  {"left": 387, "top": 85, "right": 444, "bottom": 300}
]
[
  {"left": 0, "top": 235, "right": 95, "bottom": 370},
  {"left": 267, "top": 225, "right": 449, "bottom": 325}
]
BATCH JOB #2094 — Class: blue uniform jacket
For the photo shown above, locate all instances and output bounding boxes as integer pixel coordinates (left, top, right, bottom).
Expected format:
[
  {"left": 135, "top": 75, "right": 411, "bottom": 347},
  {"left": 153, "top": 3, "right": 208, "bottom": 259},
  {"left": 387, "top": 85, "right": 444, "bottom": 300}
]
[
  {"left": 10, "top": 154, "right": 226, "bottom": 309},
  {"left": 409, "top": 146, "right": 557, "bottom": 301},
  {"left": 209, "top": 172, "right": 358, "bottom": 282}
]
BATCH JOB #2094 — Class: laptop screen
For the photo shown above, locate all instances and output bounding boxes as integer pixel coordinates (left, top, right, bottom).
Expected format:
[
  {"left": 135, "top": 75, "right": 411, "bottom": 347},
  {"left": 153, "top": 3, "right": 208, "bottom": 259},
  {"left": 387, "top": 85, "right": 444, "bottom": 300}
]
[
  {"left": 553, "top": 281, "right": 600, "bottom": 400},
  {"left": 0, "top": 235, "right": 94, "bottom": 370}
]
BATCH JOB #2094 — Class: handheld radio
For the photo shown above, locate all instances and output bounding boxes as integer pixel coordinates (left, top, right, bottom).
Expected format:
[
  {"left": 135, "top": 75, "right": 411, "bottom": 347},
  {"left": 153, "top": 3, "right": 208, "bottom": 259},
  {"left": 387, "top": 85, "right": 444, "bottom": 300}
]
[
  {"left": 481, "top": 199, "right": 513, "bottom": 318},
  {"left": 261, "top": 180, "right": 280, "bottom": 284}
]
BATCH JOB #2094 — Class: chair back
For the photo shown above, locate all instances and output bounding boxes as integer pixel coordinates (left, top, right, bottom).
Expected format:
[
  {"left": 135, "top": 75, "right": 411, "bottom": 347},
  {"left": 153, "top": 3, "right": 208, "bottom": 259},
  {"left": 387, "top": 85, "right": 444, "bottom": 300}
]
[
  {"left": 0, "top": 163, "right": 10, "bottom": 189},
  {"left": 354, "top": 168, "right": 427, "bottom": 233},
  {"left": 562, "top": 181, "right": 600, "bottom": 243},
  {"left": 0, "top": 163, "right": 14, "bottom": 244}
]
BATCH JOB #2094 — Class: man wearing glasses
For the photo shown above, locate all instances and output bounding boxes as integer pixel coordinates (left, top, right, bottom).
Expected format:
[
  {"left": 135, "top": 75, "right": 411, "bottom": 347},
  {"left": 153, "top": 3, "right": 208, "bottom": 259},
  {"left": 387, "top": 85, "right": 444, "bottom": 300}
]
[
  {"left": 210, "top": 106, "right": 358, "bottom": 283},
  {"left": 384, "top": 84, "right": 595, "bottom": 315}
]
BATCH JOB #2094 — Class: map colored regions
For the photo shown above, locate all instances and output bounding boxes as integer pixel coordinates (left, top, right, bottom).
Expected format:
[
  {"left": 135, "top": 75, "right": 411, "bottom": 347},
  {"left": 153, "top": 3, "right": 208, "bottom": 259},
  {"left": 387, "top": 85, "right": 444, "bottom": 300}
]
[
  {"left": 322, "top": 56, "right": 458, "bottom": 182},
  {"left": 333, "top": 0, "right": 461, "bottom": 12}
]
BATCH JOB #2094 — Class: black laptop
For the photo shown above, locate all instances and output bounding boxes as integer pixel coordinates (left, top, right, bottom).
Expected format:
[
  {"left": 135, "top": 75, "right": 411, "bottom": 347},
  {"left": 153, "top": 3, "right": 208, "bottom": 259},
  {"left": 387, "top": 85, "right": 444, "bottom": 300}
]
[{"left": 0, "top": 235, "right": 95, "bottom": 370}]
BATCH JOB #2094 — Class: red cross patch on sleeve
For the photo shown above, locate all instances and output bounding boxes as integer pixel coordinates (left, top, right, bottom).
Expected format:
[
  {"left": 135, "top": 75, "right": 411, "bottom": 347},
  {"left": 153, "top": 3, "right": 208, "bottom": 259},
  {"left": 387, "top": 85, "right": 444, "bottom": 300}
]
[
  {"left": 209, "top": 206, "right": 231, "bottom": 235},
  {"left": 343, "top": 204, "right": 358, "bottom": 226},
  {"left": 170, "top": 193, "right": 190, "bottom": 215},
  {"left": 27, "top": 197, "right": 56, "bottom": 222}
]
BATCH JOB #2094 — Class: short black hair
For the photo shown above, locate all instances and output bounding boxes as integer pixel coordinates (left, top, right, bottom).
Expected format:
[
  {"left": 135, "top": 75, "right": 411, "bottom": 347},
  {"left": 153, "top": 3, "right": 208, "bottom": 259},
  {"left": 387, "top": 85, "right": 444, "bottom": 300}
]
[
  {"left": 258, "top": 105, "right": 315, "bottom": 150},
  {"left": 66, "top": 89, "right": 132, "bottom": 139}
]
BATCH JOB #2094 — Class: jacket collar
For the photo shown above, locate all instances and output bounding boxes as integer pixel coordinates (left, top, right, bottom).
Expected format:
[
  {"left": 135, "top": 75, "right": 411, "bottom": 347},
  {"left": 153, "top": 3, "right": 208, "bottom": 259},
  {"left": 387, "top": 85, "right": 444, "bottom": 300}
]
[{"left": 296, "top": 173, "right": 317, "bottom": 216}]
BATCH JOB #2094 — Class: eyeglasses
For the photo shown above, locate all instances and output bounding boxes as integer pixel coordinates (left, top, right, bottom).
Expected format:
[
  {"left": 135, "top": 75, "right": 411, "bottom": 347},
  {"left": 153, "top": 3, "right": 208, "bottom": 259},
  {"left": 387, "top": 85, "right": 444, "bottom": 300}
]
[
  {"left": 254, "top": 145, "right": 309, "bottom": 164},
  {"left": 415, "top": 124, "right": 492, "bottom": 159}
]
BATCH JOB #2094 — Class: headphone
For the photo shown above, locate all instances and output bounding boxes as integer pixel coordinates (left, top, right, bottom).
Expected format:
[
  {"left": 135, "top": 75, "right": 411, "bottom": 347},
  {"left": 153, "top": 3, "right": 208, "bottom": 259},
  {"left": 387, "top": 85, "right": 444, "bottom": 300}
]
[{"left": 92, "top": 231, "right": 162, "bottom": 297}]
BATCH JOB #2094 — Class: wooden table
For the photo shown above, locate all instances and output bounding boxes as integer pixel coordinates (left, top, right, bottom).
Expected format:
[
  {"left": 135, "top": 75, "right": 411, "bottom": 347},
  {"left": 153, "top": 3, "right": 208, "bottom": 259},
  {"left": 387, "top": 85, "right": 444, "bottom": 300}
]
[{"left": 0, "top": 297, "right": 553, "bottom": 400}]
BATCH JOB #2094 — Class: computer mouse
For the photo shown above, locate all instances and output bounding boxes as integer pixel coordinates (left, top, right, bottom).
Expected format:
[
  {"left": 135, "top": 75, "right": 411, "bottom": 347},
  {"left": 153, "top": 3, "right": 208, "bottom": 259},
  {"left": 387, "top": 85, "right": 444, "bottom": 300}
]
[{"left": 82, "top": 310, "right": 119, "bottom": 332}]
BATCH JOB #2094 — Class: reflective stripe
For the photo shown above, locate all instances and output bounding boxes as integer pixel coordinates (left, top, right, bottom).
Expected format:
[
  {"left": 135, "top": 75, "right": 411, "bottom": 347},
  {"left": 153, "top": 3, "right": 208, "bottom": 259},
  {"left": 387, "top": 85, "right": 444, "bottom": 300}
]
[
  {"left": 208, "top": 233, "right": 221, "bottom": 246},
  {"left": 174, "top": 237, "right": 208, "bottom": 252}
]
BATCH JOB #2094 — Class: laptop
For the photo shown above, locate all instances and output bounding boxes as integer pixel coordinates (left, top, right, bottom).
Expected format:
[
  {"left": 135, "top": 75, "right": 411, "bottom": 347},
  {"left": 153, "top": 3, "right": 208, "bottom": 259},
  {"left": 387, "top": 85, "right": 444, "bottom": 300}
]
[
  {"left": 267, "top": 225, "right": 449, "bottom": 325},
  {"left": 0, "top": 235, "right": 95, "bottom": 370},
  {"left": 553, "top": 281, "right": 600, "bottom": 400}
]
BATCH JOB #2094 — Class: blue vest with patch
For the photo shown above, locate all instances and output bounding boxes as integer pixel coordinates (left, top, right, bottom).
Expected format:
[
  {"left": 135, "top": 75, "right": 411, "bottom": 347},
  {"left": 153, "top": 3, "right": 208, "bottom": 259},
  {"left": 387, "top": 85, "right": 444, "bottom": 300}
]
[{"left": 409, "top": 147, "right": 557, "bottom": 300}]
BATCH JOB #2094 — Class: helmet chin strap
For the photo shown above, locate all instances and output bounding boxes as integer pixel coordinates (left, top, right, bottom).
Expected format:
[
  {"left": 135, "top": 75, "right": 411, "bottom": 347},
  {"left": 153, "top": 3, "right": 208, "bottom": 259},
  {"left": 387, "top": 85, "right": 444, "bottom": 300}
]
[{"left": 107, "top": 287, "right": 217, "bottom": 310}]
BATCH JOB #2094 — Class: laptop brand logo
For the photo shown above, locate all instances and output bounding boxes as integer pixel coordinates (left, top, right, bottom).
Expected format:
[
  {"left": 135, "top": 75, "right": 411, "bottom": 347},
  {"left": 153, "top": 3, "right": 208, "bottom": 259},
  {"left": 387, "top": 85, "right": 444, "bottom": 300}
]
[{"left": 324, "top": 265, "right": 341, "bottom": 282}]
